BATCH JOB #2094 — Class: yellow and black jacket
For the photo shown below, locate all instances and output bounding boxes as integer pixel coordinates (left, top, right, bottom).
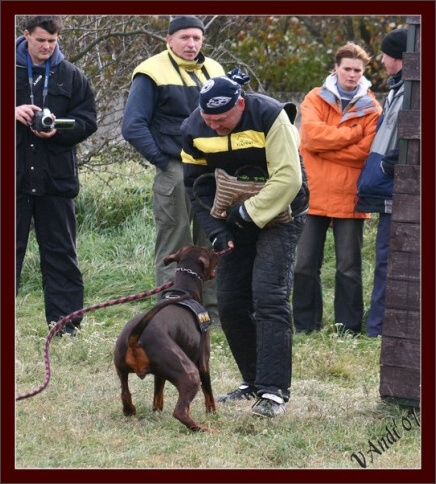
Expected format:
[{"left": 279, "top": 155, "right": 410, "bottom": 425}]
[
  {"left": 181, "top": 92, "right": 302, "bottom": 236},
  {"left": 122, "top": 46, "right": 224, "bottom": 170}
]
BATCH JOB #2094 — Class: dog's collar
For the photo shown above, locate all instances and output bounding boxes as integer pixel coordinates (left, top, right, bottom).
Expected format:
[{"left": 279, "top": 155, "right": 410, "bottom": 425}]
[{"left": 175, "top": 267, "right": 203, "bottom": 284}]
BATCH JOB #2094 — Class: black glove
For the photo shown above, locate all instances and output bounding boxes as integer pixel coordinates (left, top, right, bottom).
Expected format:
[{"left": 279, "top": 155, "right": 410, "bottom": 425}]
[
  {"left": 226, "top": 67, "right": 251, "bottom": 86},
  {"left": 226, "top": 204, "right": 253, "bottom": 229},
  {"left": 380, "top": 148, "right": 399, "bottom": 176},
  {"left": 210, "top": 230, "right": 233, "bottom": 252},
  {"left": 291, "top": 181, "right": 310, "bottom": 217}
]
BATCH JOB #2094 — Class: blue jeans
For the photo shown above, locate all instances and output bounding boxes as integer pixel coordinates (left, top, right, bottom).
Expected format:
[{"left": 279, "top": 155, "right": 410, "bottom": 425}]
[
  {"left": 366, "top": 213, "right": 391, "bottom": 337},
  {"left": 293, "top": 215, "right": 364, "bottom": 333}
]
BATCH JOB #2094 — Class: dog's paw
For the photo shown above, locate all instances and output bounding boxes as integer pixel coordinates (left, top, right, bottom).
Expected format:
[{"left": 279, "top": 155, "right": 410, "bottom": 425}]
[
  {"left": 189, "top": 424, "right": 218, "bottom": 433},
  {"left": 122, "top": 405, "right": 136, "bottom": 416}
]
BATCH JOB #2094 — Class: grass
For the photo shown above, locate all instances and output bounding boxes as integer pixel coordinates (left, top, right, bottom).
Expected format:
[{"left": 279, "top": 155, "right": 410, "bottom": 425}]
[{"left": 14, "top": 164, "right": 421, "bottom": 470}]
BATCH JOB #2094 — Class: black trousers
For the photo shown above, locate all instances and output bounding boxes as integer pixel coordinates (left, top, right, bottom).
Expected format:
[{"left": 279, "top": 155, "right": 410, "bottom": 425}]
[
  {"left": 293, "top": 215, "right": 364, "bottom": 333},
  {"left": 216, "top": 215, "right": 305, "bottom": 401},
  {"left": 16, "top": 192, "right": 84, "bottom": 327}
]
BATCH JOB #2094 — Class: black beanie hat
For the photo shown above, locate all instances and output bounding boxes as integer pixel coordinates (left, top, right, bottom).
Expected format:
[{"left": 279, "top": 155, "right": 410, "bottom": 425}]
[
  {"left": 381, "top": 28, "right": 408, "bottom": 59},
  {"left": 168, "top": 16, "right": 205, "bottom": 35}
]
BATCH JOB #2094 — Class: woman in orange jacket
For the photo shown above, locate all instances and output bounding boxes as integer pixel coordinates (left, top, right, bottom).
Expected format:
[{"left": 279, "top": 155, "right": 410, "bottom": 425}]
[{"left": 293, "top": 42, "right": 382, "bottom": 334}]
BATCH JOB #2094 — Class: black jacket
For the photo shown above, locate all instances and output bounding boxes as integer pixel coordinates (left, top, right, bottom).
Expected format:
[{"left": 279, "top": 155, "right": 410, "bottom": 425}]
[{"left": 16, "top": 38, "right": 97, "bottom": 198}]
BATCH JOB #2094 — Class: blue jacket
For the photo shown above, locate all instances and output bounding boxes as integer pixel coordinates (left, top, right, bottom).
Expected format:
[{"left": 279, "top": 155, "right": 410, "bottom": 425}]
[{"left": 355, "top": 72, "right": 404, "bottom": 213}]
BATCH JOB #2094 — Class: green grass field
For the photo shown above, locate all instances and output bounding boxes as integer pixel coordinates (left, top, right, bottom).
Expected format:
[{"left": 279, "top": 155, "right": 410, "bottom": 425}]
[{"left": 15, "top": 164, "right": 421, "bottom": 470}]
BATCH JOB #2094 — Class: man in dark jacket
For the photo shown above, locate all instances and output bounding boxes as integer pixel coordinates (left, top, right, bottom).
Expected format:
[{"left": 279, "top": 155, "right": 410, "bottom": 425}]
[
  {"left": 181, "top": 73, "right": 308, "bottom": 417},
  {"left": 356, "top": 28, "right": 408, "bottom": 337},
  {"left": 15, "top": 16, "right": 97, "bottom": 335}
]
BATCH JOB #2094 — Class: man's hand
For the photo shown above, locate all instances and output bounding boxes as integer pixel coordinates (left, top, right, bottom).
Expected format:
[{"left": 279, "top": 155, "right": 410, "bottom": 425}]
[
  {"left": 224, "top": 204, "right": 253, "bottom": 229},
  {"left": 15, "top": 104, "right": 40, "bottom": 126},
  {"left": 16, "top": 105, "right": 57, "bottom": 138},
  {"left": 30, "top": 127, "right": 58, "bottom": 139},
  {"left": 211, "top": 230, "right": 234, "bottom": 252},
  {"left": 380, "top": 148, "right": 400, "bottom": 176}
]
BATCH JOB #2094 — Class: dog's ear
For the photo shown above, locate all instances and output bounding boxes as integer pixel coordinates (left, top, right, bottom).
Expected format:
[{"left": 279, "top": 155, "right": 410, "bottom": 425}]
[
  {"left": 198, "top": 254, "right": 210, "bottom": 271},
  {"left": 199, "top": 252, "right": 218, "bottom": 280},
  {"left": 163, "top": 253, "right": 178, "bottom": 266},
  {"left": 164, "top": 246, "right": 192, "bottom": 266}
]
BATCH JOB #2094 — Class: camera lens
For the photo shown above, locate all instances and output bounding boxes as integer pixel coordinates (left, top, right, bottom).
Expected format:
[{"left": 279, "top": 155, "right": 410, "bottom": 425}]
[{"left": 42, "top": 115, "right": 54, "bottom": 127}]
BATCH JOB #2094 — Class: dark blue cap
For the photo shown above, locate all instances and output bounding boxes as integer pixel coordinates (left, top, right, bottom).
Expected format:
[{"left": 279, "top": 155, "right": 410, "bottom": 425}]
[{"left": 199, "top": 76, "right": 242, "bottom": 114}]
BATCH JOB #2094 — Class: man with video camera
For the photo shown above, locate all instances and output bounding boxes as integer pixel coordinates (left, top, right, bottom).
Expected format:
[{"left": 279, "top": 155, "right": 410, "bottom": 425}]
[{"left": 15, "top": 16, "right": 97, "bottom": 335}]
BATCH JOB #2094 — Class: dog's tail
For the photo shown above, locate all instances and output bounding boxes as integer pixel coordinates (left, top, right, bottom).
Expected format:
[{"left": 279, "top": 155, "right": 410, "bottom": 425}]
[{"left": 126, "top": 293, "right": 190, "bottom": 348}]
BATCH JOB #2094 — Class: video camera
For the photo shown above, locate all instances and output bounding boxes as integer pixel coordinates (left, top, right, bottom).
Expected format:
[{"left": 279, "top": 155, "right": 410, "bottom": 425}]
[{"left": 31, "top": 108, "right": 76, "bottom": 132}]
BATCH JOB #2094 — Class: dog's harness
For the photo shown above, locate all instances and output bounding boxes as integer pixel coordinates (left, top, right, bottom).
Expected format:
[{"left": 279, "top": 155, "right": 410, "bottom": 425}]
[
  {"left": 162, "top": 289, "right": 212, "bottom": 333},
  {"left": 177, "top": 299, "right": 211, "bottom": 333}
]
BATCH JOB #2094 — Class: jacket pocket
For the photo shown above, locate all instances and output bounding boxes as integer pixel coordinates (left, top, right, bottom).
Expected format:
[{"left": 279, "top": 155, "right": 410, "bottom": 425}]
[{"left": 47, "top": 145, "right": 78, "bottom": 179}]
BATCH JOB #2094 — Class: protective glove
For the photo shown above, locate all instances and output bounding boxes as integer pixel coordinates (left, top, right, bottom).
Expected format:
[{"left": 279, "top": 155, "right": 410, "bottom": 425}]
[
  {"left": 291, "top": 181, "right": 310, "bottom": 217},
  {"left": 210, "top": 230, "right": 234, "bottom": 252},
  {"left": 225, "top": 204, "right": 253, "bottom": 229},
  {"left": 380, "top": 148, "right": 400, "bottom": 177}
]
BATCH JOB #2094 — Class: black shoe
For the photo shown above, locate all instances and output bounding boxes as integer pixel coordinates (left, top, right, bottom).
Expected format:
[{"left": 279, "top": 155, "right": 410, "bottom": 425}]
[
  {"left": 65, "top": 324, "right": 79, "bottom": 336},
  {"left": 51, "top": 323, "right": 79, "bottom": 338},
  {"left": 216, "top": 384, "right": 257, "bottom": 403},
  {"left": 252, "top": 394, "right": 286, "bottom": 417}
]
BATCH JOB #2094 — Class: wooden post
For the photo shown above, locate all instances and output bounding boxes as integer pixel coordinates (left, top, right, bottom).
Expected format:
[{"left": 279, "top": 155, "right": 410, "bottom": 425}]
[{"left": 379, "top": 17, "right": 421, "bottom": 407}]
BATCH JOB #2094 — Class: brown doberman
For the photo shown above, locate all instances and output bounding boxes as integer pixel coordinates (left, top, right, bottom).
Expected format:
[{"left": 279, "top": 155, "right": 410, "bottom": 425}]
[{"left": 113, "top": 246, "right": 219, "bottom": 432}]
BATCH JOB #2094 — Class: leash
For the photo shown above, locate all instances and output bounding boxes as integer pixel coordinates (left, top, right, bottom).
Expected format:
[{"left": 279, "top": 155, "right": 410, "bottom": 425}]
[
  {"left": 15, "top": 281, "right": 174, "bottom": 402},
  {"left": 16, "top": 247, "right": 233, "bottom": 402}
]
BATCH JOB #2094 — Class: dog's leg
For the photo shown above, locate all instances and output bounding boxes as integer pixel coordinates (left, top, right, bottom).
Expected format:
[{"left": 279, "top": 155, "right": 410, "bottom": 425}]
[
  {"left": 146, "top": 343, "right": 212, "bottom": 431},
  {"left": 172, "top": 373, "right": 206, "bottom": 432},
  {"left": 199, "top": 371, "right": 215, "bottom": 413},
  {"left": 117, "top": 369, "right": 136, "bottom": 416},
  {"left": 198, "top": 332, "right": 216, "bottom": 413},
  {"left": 173, "top": 368, "right": 218, "bottom": 432},
  {"left": 162, "top": 351, "right": 210, "bottom": 431},
  {"left": 153, "top": 376, "right": 166, "bottom": 412}
]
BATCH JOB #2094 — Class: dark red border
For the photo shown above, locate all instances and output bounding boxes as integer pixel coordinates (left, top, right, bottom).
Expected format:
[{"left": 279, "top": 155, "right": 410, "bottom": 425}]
[{"left": 2, "top": 2, "right": 435, "bottom": 484}]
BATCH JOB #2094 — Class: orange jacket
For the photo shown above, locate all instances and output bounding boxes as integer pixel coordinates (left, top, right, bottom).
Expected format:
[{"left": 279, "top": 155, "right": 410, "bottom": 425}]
[{"left": 299, "top": 75, "right": 382, "bottom": 219}]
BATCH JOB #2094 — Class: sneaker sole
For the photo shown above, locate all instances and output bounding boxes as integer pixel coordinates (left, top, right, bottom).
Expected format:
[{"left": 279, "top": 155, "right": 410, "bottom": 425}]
[
  {"left": 252, "top": 410, "right": 270, "bottom": 417},
  {"left": 216, "top": 395, "right": 256, "bottom": 403},
  {"left": 251, "top": 402, "right": 286, "bottom": 418},
  {"left": 252, "top": 409, "right": 285, "bottom": 417}
]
